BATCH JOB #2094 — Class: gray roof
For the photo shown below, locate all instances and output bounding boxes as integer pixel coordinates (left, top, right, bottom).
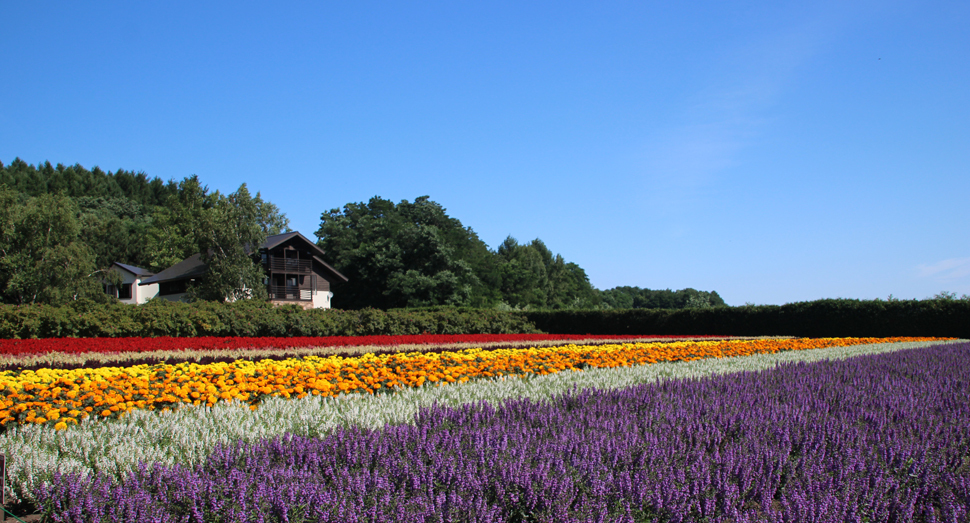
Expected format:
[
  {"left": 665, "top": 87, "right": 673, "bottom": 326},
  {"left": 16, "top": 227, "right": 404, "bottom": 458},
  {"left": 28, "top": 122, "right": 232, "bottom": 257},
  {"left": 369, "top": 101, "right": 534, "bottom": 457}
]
[
  {"left": 112, "top": 262, "right": 154, "bottom": 277},
  {"left": 139, "top": 254, "right": 207, "bottom": 286}
]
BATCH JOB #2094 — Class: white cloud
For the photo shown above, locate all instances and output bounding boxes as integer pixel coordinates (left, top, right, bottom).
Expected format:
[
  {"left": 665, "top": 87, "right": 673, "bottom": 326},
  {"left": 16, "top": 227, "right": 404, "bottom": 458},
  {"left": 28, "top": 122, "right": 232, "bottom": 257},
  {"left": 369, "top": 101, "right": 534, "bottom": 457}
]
[
  {"left": 637, "top": 21, "right": 829, "bottom": 210},
  {"left": 917, "top": 257, "right": 970, "bottom": 281}
]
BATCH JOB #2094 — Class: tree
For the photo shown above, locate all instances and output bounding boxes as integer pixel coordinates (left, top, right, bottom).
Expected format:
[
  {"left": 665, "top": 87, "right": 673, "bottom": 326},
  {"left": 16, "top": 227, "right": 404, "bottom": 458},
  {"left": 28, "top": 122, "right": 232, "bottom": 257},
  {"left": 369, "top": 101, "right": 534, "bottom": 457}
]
[
  {"left": 0, "top": 188, "right": 104, "bottom": 304},
  {"left": 497, "top": 237, "right": 549, "bottom": 309},
  {"left": 316, "top": 196, "right": 481, "bottom": 309},
  {"left": 598, "top": 286, "right": 727, "bottom": 309},
  {"left": 493, "top": 237, "right": 600, "bottom": 309},
  {"left": 190, "top": 184, "right": 269, "bottom": 302},
  {"left": 76, "top": 196, "right": 154, "bottom": 270},
  {"left": 143, "top": 175, "right": 214, "bottom": 272}
]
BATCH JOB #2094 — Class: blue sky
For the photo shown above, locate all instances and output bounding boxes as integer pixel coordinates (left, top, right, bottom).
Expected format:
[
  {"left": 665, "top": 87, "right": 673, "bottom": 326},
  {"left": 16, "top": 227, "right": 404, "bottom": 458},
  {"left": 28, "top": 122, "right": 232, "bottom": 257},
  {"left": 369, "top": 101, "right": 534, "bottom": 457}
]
[{"left": 2, "top": 1, "right": 968, "bottom": 305}]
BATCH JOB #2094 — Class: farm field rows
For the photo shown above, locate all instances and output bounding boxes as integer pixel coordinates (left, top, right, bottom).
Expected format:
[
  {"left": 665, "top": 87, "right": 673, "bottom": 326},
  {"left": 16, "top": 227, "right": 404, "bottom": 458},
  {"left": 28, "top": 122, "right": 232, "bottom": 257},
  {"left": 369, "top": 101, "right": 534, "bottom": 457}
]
[
  {"left": 0, "top": 336, "right": 936, "bottom": 429},
  {"left": 0, "top": 334, "right": 965, "bottom": 522}
]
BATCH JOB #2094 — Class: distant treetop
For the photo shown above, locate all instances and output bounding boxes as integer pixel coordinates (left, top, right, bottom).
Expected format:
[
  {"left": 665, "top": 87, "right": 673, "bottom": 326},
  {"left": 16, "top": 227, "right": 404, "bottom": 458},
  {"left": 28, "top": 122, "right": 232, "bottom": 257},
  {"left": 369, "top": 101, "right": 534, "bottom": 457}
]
[{"left": 0, "top": 157, "right": 178, "bottom": 206}]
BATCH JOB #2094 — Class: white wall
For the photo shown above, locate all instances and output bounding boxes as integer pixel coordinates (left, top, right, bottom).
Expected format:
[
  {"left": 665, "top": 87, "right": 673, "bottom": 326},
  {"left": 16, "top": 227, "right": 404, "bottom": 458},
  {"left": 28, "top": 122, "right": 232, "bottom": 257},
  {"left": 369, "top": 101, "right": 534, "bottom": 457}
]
[
  {"left": 134, "top": 278, "right": 159, "bottom": 304},
  {"left": 312, "top": 290, "right": 333, "bottom": 309},
  {"left": 108, "top": 267, "right": 159, "bottom": 305}
]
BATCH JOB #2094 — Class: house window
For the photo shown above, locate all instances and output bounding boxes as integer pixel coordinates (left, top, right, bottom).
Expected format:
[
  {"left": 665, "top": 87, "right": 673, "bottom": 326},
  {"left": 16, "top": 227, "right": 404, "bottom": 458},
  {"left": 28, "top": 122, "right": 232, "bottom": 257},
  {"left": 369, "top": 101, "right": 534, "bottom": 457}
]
[
  {"left": 159, "top": 280, "right": 188, "bottom": 296},
  {"left": 118, "top": 284, "right": 133, "bottom": 300}
]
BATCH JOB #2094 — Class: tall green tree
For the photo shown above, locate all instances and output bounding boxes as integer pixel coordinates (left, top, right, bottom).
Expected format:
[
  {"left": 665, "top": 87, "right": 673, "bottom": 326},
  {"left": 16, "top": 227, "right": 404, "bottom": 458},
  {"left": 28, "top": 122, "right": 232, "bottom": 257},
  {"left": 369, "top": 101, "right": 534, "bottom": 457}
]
[
  {"left": 497, "top": 237, "right": 549, "bottom": 308},
  {"left": 316, "top": 196, "right": 481, "bottom": 309},
  {"left": 76, "top": 196, "right": 154, "bottom": 270},
  {"left": 494, "top": 237, "right": 599, "bottom": 309},
  {"left": 190, "top": 184, "right": 271, "bottom": 302},
  {"left": 316, "top": 196, "right": 601, "bottom": 310},
  {"left": 0, "top": 188, "right": 104, "bottom": 304},
  {"left": 143, "top": 175, "right": 215, "bottom": 272},
  {"left": 0, "top": 158, "right": 178, "bottom": 204}
]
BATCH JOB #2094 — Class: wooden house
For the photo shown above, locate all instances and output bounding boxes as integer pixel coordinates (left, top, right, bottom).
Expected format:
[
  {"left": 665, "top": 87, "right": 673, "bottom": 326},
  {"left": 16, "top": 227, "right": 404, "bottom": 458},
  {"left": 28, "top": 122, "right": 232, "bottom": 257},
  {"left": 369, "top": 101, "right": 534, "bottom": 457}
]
[{"left": 137, "top": 231, "right": 347, "bottom": 308}]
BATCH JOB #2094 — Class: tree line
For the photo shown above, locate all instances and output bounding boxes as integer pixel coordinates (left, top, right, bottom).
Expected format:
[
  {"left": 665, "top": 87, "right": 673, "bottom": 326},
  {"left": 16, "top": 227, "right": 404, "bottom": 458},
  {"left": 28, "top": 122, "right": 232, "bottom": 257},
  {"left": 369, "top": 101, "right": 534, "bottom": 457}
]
[{"left": 1, "top": 158, "right": 727, "bottom": 310}]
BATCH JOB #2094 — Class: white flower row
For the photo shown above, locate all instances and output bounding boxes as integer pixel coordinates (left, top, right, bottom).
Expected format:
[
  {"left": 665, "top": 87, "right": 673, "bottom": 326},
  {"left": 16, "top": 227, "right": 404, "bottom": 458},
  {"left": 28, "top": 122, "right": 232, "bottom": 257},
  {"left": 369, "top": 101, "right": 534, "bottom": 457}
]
[{"left": 0, "top": 339, "right": 963, "bottom": 504}]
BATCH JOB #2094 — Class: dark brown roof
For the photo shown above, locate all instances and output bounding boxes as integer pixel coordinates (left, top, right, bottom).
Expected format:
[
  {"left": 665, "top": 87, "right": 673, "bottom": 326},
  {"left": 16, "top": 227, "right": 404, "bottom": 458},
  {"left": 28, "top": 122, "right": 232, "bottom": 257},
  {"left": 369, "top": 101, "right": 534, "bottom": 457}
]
[
  {"left": 139, "top": 254, "right": 207, "bottom": 286},
  {"left": 262, "top": 231, "right": 327, "bottom": 256},
  {"left": 112, "top": 262, "right": 154, "bottom": 277}
]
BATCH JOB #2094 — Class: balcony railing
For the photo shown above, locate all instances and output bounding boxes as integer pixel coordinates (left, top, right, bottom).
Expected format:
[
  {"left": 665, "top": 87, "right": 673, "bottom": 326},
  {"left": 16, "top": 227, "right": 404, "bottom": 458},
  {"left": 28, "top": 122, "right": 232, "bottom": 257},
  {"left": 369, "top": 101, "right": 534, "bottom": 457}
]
[
  {"left": 265, "top": 256, "right": 311, "bottom": 274},
  {"left": 267, "top": 285, "right": 312, "bottom": 301}
]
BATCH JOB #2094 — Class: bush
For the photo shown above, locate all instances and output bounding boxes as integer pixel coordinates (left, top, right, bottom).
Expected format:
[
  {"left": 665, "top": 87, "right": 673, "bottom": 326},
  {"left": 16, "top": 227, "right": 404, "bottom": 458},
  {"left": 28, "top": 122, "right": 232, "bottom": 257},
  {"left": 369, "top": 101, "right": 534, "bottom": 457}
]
[
  {"left": 0, "top": 301, "right": 540, "bottom": 338},
  {"left": 524, "top": 299, "right": 970, "bottom": 338},
  {"left": 2, "top": 298, "right": 965, "bottom": 339}
]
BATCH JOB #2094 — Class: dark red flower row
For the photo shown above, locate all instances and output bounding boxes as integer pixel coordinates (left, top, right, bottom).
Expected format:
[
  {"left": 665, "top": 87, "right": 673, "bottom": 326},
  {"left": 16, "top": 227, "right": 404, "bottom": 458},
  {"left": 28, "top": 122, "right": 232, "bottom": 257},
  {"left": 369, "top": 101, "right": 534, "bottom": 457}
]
[{"left": 0, "top": 334, "right": 722, "bottom": 357}]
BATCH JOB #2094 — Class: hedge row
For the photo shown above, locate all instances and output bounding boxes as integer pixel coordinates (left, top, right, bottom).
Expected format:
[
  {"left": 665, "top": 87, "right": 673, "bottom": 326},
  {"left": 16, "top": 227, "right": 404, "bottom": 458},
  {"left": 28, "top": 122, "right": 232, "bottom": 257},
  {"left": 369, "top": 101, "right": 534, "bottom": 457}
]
[
  {"left": 524, "top": 299, "right": 970, "bottom": 339},
  {"left": 2, "top": 299, "right": 967, "bottom": 339},
  {"left": 0, "top": 301, "right": 539, "bottom": 339}
]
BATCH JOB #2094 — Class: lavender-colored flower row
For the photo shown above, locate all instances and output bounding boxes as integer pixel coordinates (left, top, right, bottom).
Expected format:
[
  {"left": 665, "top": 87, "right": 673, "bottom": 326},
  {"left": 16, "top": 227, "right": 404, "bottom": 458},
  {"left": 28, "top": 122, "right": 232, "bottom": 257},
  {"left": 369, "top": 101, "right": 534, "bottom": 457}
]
[{"left": 37, "top": 343, "right": 970, "bottom": 523}]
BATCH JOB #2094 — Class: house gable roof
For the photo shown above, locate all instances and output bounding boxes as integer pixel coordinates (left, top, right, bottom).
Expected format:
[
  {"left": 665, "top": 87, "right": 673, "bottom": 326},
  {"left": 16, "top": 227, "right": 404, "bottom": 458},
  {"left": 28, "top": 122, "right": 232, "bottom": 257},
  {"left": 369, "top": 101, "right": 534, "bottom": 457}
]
[
  {"left": 262, "top": 231, "right": 325, "bottom": 256},
  {"left": 112, "top": 262, "right": 154, "bottom": 278},
  {"left": 139, "top": 254, "right": 207, "bottom": 286},
  {"left": 263, "top": 231, "right": 348, "bottom": 282}
]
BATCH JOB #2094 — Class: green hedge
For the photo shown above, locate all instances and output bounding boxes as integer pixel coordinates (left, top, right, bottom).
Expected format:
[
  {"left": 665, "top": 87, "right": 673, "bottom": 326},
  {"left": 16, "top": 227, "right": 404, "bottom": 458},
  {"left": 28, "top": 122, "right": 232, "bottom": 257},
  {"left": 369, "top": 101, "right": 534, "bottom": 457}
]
[
  {"left": 524, "top": 299, "right": 970, "bottom": 339},
  {"left": 0, "top": 300, "right": 539, "bottom": 338},
  {"left": 3, "top": 299, "right": 967, "bottom": 339}
]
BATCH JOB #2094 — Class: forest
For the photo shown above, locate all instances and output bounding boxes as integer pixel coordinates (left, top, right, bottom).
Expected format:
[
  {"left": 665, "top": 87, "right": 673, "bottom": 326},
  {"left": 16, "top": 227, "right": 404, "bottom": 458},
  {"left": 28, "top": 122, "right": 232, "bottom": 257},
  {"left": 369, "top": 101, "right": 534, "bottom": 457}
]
[{"left": 0, "top": 158, "right": 725, "bottom": 310}]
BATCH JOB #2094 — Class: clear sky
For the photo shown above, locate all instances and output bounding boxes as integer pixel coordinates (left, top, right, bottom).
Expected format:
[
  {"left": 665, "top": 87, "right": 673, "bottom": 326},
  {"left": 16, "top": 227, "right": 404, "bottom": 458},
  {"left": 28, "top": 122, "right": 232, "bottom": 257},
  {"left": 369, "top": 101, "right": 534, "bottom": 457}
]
[{"left": 2, "top": 1, "right": 968, "bottom": 305}]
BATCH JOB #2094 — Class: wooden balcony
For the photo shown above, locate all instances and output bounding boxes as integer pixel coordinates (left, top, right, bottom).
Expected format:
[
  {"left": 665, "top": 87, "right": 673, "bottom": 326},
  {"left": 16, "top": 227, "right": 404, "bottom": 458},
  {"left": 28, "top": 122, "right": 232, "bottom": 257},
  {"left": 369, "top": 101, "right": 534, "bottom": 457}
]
[
  {"left": 265, "top": 256, "right": 311, "bottom": 274},
  {"left": 267, "top": 284, "right": 312, "bottom": 301}
]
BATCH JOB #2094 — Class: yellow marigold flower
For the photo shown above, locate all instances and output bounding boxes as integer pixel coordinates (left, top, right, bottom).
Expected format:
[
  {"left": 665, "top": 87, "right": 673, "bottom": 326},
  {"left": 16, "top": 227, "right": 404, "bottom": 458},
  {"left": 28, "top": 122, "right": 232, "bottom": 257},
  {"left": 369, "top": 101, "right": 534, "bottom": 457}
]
[{"left": 54, "top": 421, "right": 67, "bottom": 431}]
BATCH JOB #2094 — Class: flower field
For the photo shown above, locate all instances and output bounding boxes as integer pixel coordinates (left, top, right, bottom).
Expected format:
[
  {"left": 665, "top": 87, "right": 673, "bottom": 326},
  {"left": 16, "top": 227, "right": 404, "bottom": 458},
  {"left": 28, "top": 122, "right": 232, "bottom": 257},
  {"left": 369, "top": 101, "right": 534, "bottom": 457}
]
[
  {"left": 0, "top": 334, "right": 736, "bottom": 372},
  {"left": 0, "top": 336, "right": 938, "bottom": 430},
  {"left": 0, "top": 334, "right": 727, "bottom": 357},
  {"left": 0, "top": 334, "right": 966, "bottom": 522}
]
